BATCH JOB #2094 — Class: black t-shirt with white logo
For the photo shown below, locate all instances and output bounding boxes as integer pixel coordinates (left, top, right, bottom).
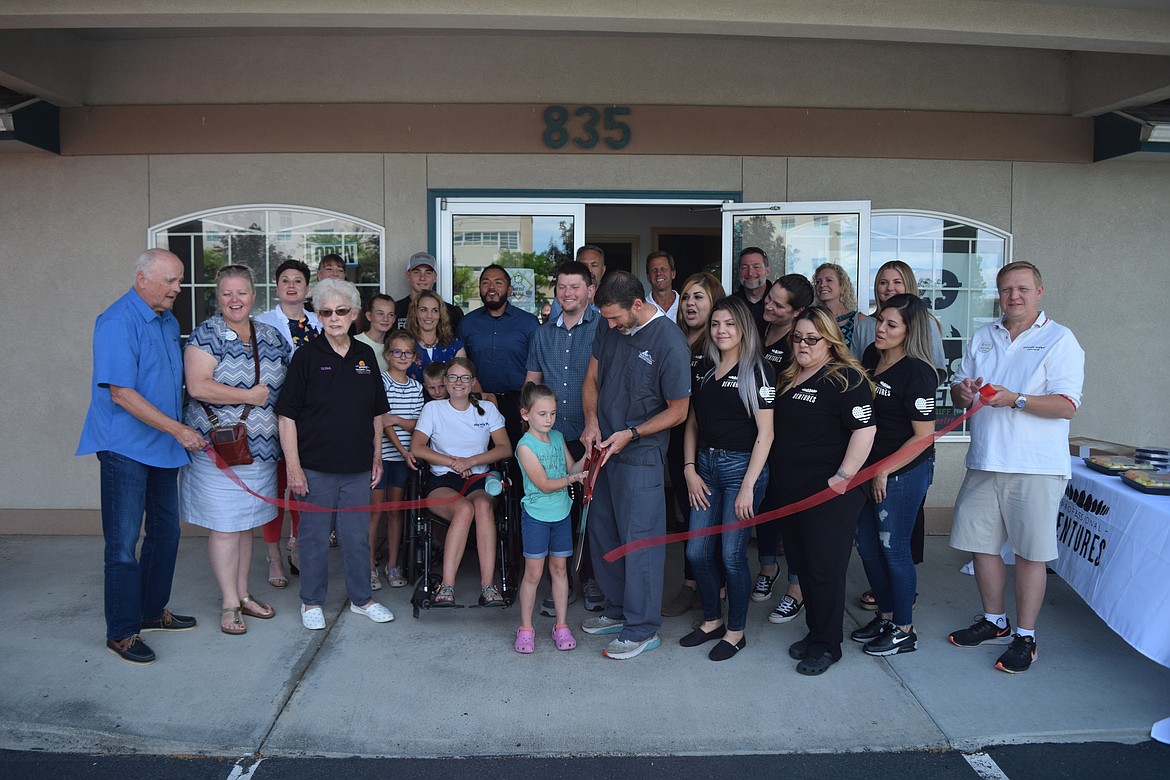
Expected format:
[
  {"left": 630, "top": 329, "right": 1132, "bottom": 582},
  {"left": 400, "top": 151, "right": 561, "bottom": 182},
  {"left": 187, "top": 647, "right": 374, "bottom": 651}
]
[
  {"left": 772, "top": 363, "right": 875, "bottom": 501},
  {"left": 862, "top": 346, "right": 937, "bottom": 476},
  {"left": 762, "top": 334, "right": 793, "bottom": 375},
  {"left": 692, "top": 360, "right": 776, "bottom": 452}
]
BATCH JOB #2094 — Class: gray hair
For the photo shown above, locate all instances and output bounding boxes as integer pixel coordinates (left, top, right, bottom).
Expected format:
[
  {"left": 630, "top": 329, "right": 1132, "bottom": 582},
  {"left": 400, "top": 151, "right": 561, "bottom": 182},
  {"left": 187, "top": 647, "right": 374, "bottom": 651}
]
[
  {"left": 311, "top": 278, "right": 360, "bottom": 311},
  {"left": 135, "top": 248, "right": 181, "bottom": 279}
]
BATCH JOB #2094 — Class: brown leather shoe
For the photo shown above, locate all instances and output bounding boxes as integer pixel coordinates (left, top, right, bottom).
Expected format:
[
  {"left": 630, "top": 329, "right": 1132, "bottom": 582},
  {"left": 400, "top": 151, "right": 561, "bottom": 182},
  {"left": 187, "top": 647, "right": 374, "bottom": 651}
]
[{"left": 106, "top": 635, "right": 156, "bottom": 665}]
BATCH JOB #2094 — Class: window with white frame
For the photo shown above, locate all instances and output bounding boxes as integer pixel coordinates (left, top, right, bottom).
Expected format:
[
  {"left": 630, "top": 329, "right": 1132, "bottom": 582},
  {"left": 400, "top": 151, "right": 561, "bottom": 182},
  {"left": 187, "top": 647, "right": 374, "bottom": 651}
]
[
  {"left": 150, "top": 205, "right": 384, "bottom": 336},
  {"left": 870, "top": 210, "right": 1011, "bottom": 437}
]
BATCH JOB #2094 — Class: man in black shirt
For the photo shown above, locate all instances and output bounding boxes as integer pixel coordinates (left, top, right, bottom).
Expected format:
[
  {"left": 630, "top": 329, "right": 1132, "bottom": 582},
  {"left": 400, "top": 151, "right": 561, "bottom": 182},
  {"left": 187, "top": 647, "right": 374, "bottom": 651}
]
[
  {"left": 731, "top": 246, "right": 772, "bottom": 337},
  {"left": 394, "top": 251, "right": 463, "bottom": 333}
]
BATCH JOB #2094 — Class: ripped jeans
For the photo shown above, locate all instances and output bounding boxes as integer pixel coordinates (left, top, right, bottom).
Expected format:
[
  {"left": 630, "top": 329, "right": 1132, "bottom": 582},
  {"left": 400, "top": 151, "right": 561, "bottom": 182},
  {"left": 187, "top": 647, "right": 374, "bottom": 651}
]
[{"left": 855, "top": 457, "right": 934, "bottom": 627}]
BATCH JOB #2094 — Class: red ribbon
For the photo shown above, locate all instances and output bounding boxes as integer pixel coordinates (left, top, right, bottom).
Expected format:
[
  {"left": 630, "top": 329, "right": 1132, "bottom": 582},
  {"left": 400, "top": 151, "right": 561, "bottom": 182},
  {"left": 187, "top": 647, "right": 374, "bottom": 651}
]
[
  {"left": 203, "top": 445, "right": 490, "bottom": 513},
  {"left": 601, "top": 398, "right": 987, "bottom": 562}
]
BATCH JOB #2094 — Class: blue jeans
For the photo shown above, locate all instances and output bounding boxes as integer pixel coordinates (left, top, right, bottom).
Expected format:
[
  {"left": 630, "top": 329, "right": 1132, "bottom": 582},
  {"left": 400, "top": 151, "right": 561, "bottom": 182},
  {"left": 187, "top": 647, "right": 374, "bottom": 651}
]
[
  {"left": 685, "top": 448, "right": 768, "bottom": 632},
  {"left": 856, "top": 457, "right": 934, "bottom": 627},
  {"left": 98, "top": 451, "right": 181, "bottom": 641}
]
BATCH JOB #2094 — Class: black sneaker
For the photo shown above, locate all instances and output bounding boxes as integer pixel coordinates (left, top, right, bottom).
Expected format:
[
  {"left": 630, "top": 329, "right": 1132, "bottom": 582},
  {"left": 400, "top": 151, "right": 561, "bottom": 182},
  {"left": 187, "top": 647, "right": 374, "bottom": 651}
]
[
  {"left": 106, "top": 634, "right": 156, "bottom": 665},
  {"left": 750, "top": 572, "right": 777, "bottom": 602},
  {"left": 949, "top": 615, "right": 1012, "bottom": 647},
  {"left": 767, "top": 594, "right": 803, "bottom": 624},
  {"left": 851, "top": 615, "right": 892, "bottom": 643},
  {"left": 864, "top": 625, "right": 917, "bottom": 656},
  {"left": 140, "top": 610, "right": 197, "bottom": 632},
  {"left": 995, "top": 634, "right": 1037, "bottom": 674}
]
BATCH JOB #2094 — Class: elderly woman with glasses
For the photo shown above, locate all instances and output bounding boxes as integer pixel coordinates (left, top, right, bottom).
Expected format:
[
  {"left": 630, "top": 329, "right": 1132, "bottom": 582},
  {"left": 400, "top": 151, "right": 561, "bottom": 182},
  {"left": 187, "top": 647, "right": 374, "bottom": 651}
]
[
  {"left": 410, "top": 357, "right": 513, "bottom": 607},
  {"left": 180, "top": 265, "right": 288, "bottom": 635},
  {"left": 275, "top": 278, "right": 394, "bottom": 629}
]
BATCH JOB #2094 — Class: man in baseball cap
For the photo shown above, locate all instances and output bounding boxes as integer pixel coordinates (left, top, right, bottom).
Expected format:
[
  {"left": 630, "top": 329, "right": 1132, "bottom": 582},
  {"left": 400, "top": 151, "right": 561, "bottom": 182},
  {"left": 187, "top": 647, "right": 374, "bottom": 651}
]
[{"left": 395, "top": 251, "right": 463, "bottom": 332}]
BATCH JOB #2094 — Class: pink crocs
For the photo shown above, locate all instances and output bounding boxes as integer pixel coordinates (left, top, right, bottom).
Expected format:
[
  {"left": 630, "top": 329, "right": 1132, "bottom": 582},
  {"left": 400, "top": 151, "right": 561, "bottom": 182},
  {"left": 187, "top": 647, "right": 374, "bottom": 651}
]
[
  {"left": 515, "top": 627, "right": 535, "bottom": 654},
  {"left": 552, "top": 624, "right": 576, "bottom": 651}
]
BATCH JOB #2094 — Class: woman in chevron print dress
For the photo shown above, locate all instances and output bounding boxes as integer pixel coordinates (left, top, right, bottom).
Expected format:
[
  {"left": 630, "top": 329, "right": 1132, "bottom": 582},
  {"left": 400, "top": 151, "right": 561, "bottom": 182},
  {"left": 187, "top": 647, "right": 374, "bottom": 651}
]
[{"left": 180, "top": 265, "right": 288, "bottom": 635}]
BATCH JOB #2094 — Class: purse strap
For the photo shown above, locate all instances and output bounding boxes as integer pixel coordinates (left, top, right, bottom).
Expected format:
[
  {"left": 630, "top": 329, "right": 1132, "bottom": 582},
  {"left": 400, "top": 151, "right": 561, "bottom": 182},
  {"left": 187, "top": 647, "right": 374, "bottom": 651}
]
[{"left": 201, "top": 320, "right": 261, "bottom": 426}]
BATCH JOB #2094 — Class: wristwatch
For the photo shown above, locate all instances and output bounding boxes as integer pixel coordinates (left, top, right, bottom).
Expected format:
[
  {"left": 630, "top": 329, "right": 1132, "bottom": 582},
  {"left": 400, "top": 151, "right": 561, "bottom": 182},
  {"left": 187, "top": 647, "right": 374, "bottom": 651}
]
[
  {"left": 628, "top": 426, "right": 641, "bottom": 441},
  {"left": 1014, "top": 394, "right": 1028, "bottom": 411}
]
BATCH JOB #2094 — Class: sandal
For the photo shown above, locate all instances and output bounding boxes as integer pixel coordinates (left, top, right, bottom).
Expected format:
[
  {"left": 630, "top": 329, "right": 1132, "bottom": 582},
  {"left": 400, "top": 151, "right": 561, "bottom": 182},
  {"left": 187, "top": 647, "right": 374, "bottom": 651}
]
[
  {"left": 859, "top": 590, "right": 878, "bottom": 611},
  {"left": 479, "top": 583, "right": 505, "bottom": 607},
  {"left": 266, "top": 556, "right": 288, "bottom": 589},
  {"left": 433, "top": 583, "right": 455, "bottom": 607},
  {"left": 515, "top": 627, "right": 535, "bottom": 654},
  {"left": 552, "top": 624, "right": 576, "bottom": 651},
  {"left": 220, "top": 606, "right": 246, "bottom": 635},
  {"left": 240, "top": 595, "right": 276, "bottom": 619}
]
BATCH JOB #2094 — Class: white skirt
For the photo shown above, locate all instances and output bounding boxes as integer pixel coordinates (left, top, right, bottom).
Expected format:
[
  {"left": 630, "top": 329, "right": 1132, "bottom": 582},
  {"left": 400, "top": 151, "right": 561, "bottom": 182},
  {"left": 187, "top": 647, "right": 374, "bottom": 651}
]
[{"left": 180, "top": 448, "right": 277, "bottom": 532}]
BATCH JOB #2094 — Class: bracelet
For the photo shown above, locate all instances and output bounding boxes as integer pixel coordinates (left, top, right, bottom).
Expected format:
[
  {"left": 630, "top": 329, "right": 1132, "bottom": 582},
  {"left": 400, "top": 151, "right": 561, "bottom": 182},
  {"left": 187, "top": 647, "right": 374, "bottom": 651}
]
[
  {"left": 835, "top": 469, "right": 853, "bottom": 479},
  {"left": 684, "top": 461, "right": 695, "bottom": 467}
]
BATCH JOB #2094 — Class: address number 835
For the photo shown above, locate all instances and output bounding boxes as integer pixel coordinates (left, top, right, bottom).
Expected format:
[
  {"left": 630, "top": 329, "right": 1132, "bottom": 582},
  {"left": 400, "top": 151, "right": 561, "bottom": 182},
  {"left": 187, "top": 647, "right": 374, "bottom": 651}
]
[{"left": 542, "top": 105, "right": 631, "bottom": 150}]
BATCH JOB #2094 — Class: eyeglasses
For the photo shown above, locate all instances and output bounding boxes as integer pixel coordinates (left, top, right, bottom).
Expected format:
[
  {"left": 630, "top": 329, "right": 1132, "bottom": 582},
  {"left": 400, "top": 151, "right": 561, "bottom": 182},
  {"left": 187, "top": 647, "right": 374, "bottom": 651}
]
[
  {"left": 791, "top": 334, "right": 826, "bottom": 346},
  {"left": 316, "top": 307, "right": 352, "bottom": 319},
  {"left": 445, "top": 374, "right": 474, "bottom": 384},
  {"left": 388, "top": 349, "right": 415, "bottom": 358}
]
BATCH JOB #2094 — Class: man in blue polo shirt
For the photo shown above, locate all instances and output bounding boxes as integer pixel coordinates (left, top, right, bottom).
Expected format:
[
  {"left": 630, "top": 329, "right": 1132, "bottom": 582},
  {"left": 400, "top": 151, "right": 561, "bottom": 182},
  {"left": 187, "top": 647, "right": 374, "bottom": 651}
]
[
  {"left": 77, "top": 249, "right": 206, "bottom": 665},
  {"left": 459, "top": 263, "right": 540, "bottom": 445},
  {"left": 525, "top": 260, "right": 602, "bottom": 613}
]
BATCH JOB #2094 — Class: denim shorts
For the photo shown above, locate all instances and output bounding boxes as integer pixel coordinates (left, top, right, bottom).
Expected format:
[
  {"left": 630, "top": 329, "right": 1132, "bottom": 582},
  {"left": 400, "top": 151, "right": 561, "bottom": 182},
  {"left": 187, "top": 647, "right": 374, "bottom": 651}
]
[
  {"left": 521, "top": 509, "right": 573, "bottom": 559},
  {"left": 374, "top": 460, "right": 410, "bottom": 490}
]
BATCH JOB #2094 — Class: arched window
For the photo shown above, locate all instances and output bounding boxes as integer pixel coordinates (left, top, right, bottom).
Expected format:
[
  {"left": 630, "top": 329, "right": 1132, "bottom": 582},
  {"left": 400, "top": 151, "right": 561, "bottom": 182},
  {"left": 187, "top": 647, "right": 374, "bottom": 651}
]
[
  {"left": 871, "top": 210, "right": 1012, "bottom": 437},
  {"left": 149, "top": 205, "right": 384, "bottom": 336}
]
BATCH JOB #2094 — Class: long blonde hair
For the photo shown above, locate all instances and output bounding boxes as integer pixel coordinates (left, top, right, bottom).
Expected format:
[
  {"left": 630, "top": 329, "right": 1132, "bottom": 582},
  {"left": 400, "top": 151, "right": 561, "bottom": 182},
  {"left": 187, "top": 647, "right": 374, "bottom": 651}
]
[{"left": 779, "top": 307, "right": 873, "bottom": 395}]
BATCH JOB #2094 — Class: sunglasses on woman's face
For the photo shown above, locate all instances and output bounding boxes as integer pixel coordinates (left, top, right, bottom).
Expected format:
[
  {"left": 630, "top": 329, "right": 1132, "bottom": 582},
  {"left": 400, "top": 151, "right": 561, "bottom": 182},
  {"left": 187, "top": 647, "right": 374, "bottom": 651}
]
[
  {"left": 317, "top": 307, "right": 352, "bottom": 319},
  {"left": 791, "top": 334, "right": 826, "bottom": 346}
]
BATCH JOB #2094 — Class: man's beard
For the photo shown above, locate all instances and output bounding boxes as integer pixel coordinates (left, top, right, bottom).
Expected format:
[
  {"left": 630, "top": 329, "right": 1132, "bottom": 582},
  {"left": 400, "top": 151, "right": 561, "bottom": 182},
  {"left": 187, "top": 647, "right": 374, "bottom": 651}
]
[{"left": 482, "top": 296, "right": 506, "bottom": 312}]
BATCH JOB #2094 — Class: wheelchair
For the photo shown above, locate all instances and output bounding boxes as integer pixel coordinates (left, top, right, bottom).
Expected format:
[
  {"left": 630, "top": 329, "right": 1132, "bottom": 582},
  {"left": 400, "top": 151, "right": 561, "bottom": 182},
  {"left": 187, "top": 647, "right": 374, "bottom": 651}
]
[{"left": 403, "top": 460, "right": 522, "bottom": 618}]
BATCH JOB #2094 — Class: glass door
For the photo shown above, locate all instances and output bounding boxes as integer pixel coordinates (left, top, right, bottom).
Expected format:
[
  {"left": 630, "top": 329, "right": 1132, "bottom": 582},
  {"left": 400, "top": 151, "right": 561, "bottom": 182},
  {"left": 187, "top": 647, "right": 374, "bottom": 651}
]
[
  {"left": 721, "top": 201, "right": 871, "bottom": 309},
  {"left": 437, "top": 199, "right": 586, "bottom": 316}
]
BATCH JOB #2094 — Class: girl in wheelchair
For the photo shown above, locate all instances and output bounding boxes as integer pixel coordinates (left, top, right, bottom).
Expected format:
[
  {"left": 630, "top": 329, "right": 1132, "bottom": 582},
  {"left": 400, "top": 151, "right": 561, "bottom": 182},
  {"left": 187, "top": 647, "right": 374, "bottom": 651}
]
[
  {"left": 411, "top": 357, "right": 512, "bottom": 607},
  {"left": 513, "top": 383, "right": 589, "bottom": 653}
]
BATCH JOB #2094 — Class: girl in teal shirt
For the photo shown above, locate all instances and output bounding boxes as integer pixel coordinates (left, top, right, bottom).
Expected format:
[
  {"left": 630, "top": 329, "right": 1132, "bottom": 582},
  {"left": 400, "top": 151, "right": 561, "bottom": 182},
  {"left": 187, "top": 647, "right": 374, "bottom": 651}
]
[{"left": 514, "top": 383, "right": 589, "bottom": 654}]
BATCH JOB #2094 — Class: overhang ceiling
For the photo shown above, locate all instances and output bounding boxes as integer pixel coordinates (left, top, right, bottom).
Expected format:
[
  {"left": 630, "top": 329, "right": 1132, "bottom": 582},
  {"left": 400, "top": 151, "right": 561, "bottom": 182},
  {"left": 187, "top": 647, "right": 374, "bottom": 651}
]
[{"left": 1, "top": 1, "right": 1168, "bottom": 160}]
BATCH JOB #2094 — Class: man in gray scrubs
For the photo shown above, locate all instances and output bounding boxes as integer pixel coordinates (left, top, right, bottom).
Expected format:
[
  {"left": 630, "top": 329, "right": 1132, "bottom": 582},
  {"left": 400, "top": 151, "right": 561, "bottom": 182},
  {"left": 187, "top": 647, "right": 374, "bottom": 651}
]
[{"left": 581, "top": 271, "right": 691, "bottom": 660}]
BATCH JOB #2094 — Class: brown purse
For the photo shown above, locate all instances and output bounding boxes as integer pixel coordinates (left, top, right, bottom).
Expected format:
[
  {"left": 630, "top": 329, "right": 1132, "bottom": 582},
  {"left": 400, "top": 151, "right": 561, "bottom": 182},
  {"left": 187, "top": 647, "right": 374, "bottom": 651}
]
[{"left": 202, "top": 321, "right": 261, "bottom": 467}]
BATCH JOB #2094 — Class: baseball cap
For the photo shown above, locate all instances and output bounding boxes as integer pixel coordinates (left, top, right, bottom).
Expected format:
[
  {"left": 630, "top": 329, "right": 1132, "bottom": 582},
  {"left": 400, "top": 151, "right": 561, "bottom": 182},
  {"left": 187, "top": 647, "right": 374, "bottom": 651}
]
[{"left": 407, "top": 251, "right": 437, "bottom": 272}]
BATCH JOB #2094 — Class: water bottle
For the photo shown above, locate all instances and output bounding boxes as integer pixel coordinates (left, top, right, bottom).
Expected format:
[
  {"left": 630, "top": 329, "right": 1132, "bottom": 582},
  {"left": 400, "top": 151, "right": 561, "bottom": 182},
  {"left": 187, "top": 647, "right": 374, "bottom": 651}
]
[{"left": 484, "top": 470, "right": 503, "bottom": 496}]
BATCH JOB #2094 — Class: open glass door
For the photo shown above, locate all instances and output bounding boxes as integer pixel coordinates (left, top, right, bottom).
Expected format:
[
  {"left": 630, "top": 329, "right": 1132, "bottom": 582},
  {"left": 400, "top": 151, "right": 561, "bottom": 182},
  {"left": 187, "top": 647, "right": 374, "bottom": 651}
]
[
  {"left": 721, "top": 201, "right": 871, "bottom": 310},
  {"left": 437, "top": 199, "right": 586, "bottom": 316}
]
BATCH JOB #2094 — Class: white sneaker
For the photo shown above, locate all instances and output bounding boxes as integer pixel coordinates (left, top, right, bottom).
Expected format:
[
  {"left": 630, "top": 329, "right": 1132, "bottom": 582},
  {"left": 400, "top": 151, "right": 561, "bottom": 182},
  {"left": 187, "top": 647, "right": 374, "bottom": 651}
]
[
  {"left": 300, "top": 604, "right": 326, "bottom": 630},
  {"left": 370, "top": 569, "right": 383, "bottom": 591},
  {"left": 350, "top": 601, "right": 394, "bottom": 623}
]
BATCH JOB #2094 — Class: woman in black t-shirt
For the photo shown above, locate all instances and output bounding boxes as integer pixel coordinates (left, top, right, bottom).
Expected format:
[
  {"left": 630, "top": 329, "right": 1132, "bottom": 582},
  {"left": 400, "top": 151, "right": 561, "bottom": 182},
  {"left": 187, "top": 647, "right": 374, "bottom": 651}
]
[
  {"left": 773, "top": 307, "right": 875, "bottom": 676},
  {"left": 755, "top": 274, "right": 815, "bottom": 621},
  {"left": 850, "top": 294, "right": 938, "bottom": 658},
  {"left": 681, "top": 297, "right": 774, "bottom": 661},
  {"left": 663, "top": 272, "right": 727, "bottom": 618}
]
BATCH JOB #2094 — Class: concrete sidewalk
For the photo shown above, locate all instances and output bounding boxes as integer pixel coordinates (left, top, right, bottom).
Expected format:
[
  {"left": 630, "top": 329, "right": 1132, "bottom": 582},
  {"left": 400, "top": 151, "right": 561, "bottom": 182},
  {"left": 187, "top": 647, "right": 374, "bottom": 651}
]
[{"left": 0, "top": 534, "right": 1166, "bottom": 759}]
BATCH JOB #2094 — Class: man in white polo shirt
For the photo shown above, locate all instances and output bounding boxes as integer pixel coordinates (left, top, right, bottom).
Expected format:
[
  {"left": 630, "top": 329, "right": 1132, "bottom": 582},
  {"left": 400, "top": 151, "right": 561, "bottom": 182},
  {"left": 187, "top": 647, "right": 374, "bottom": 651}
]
[{"left": 947, "top": 260, "right": 1084, "bottom": 674}]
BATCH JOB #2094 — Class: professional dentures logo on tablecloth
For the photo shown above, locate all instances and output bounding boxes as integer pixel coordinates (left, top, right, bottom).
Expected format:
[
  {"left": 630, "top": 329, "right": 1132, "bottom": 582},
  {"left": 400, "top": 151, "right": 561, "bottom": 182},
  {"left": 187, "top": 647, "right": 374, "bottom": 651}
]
[{"left": 1057, "top": 483, "right": 1111, "bottom": 567}]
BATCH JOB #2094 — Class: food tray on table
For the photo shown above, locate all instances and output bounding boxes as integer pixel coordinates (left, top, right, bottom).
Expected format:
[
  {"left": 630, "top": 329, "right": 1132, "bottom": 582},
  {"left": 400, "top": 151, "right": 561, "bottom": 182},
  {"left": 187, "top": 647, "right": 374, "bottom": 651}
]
[
  {"left": 1083, "top": 457, "right": 1156, "bottom": 476},
  {"left": 1120, "top": 470, "right": 1170, "bottom": 495}
]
